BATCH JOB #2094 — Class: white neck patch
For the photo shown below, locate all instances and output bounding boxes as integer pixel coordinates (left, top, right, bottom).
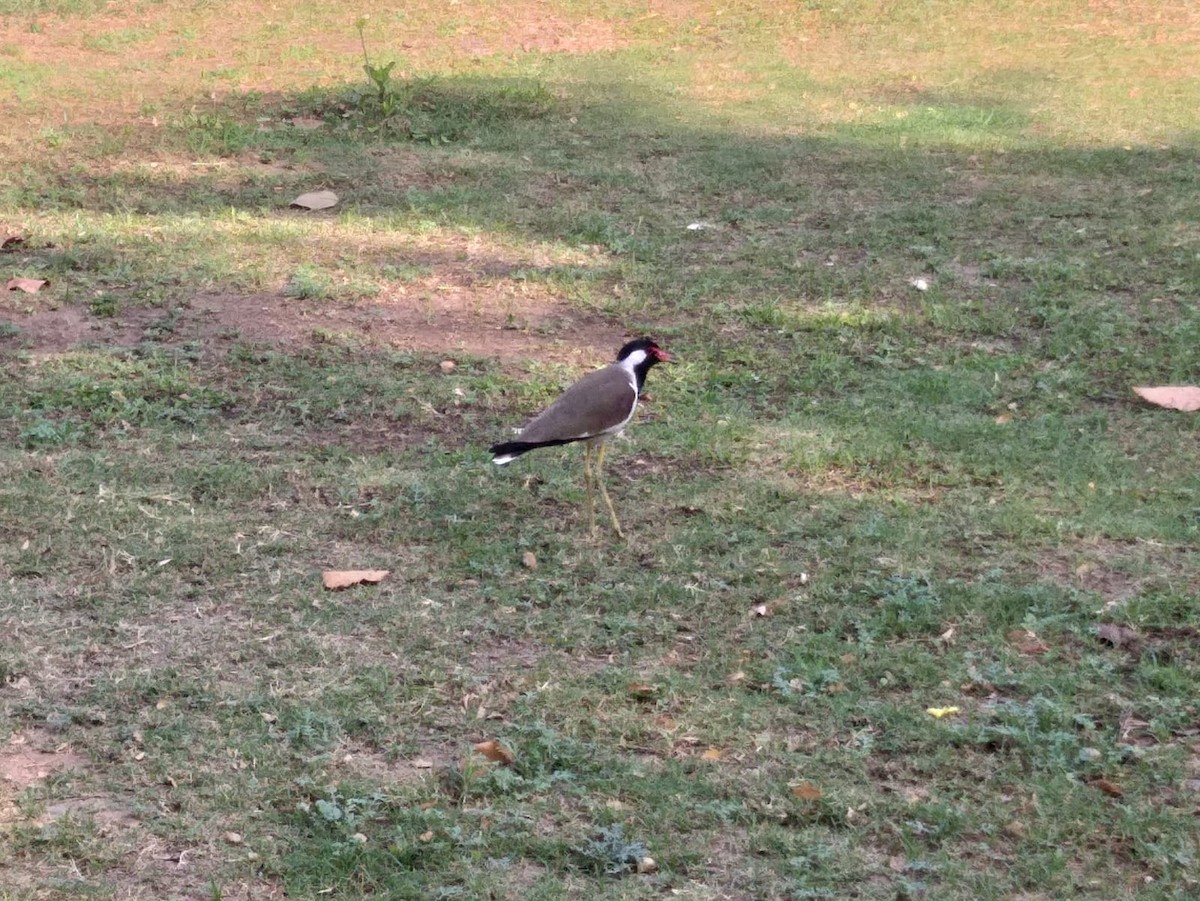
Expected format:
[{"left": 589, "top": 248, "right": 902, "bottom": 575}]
[{"left": 619, "top": 349, "right": 649, "bottom": 371}]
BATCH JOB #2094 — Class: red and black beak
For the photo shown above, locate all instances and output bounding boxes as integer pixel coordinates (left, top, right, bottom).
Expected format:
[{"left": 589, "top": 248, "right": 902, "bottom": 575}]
[{"left": 652, "top": 347, "right": 675, "bottom": 364}]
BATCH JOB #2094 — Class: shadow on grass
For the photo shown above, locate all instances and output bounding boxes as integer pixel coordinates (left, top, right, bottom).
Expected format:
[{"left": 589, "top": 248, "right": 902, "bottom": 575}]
[{"left": 3, "top": 73, "right": 1200, "bottom": 384}]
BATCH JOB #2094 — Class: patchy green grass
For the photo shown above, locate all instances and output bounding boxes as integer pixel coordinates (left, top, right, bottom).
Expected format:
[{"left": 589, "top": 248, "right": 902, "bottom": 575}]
[{"left": 2, "top": 1, "right": 1200, "bottom": 899}]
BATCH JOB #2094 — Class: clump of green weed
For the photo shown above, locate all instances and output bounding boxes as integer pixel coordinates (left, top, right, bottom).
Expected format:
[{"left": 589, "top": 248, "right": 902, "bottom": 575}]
[
  {"left": 88, "top": 292, "right": 119, "bottom": 317},
  {"left": 329, "top": 19, "right": 555, "bottom": 142},
  {"left": 355, "top": 17, "right": 401, "bottom": 124},
  {"left": 284, "top": 265, "right": 334, "bottom": 300},
  {"left": 573, "top": 824, "right": 650, "bottom": 876}
]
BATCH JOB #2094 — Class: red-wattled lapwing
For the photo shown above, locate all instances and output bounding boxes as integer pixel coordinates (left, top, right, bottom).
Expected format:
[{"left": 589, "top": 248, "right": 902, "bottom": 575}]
[{"left": 490, "top": 337, "right": 674, "bottom": 538}]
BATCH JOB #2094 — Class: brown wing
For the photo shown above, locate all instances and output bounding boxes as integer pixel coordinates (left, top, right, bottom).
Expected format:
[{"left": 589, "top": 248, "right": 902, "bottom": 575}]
[{"left": 516, "top": 365, "right": 638, "bottom": 444}]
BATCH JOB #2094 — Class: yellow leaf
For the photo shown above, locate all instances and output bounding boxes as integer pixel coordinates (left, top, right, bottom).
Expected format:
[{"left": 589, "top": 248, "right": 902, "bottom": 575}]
[
  {"left": 700, "top": 747, "right": 723, "bottom": 761},
  {"left": 926, "top": 706, "right": 960, "bottom": 719}
]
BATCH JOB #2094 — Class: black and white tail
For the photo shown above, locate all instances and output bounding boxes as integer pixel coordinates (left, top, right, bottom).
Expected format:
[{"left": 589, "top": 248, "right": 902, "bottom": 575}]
[{"left": 490, "top": 438, "right": 575, "bottom": 465}]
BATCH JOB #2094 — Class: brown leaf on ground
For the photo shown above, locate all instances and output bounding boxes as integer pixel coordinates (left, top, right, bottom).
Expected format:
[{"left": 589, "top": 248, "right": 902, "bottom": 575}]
[
  {"left": 521, "top": 551, "right": 538, "bottom": 570},
  {"left": 473, "top": 739, "right": 515, "bottom": 765},
  {"left": 6, "top": 277, "right": 47, "bottom": 294},
  {"left": 1003, "top": 820, "right": 1027, "bottom": 839},
  {"left": 700, "top": 747, "right": 723, "bottom": 761},
  {"left": 1133, "top": 386, "right": 1200, "bottom": 412},
  {"left": 1008, "top": 628, "right": 1050, "bottom": 656},
  {"left": 627, "top": 682, "right": 658, "bottom": 699},
  {"left": 1096, "top": 623, "right": 1139, "bottom": 649},
  {"left": 791, "top": 781, "right": 823, "bottom": 801},
  {"left": 290, "top": 189, "right": 339, "bottom": 211},
  {"left": 321, "top": 569, "right": 390, "bottom": 590},
  {"left": 1090, "top": 778, "right": 1124, "bottom": 798}
]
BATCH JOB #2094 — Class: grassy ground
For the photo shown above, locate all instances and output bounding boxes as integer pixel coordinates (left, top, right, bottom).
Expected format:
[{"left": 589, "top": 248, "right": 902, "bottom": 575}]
[{"left": 2, "top": 1, "right": 1199, "bottom": 898}]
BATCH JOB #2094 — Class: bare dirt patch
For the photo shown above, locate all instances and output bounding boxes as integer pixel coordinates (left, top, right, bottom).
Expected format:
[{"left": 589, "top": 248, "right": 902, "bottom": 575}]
[
  {"left": 1036, "top": 540, "right": 1164, "bottom": 606},
  {"left": 0, "top": 301, "right": 152, "bottom": 354},
  {"left": 1, "top": 286, "right": 623, "bottom": 364},
  {"left": 338, "top": 742, "right": 452, "bottom": 787},
  {"left": 37, "top": 796, "right": 139, "bottom": 829},
  {"left": 0, "top": 731, "right": 88, "bottom": 792}
]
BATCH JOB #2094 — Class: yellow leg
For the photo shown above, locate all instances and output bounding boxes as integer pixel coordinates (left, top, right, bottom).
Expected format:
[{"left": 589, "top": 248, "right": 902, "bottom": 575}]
[
  {"left": 593, "top": 443, "right": 625, "bottom": 539},
  {"left": 583, "top": 444, "right": 597, "bottom": 535}
]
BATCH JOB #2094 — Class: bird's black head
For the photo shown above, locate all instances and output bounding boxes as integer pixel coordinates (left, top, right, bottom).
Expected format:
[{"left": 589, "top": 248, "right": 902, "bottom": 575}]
[
  {"left": 616, "top": 337, "right": 674, "bottom": 366},
  {"left": 616, "top": 337, "right": 673, "bottom": 394}
]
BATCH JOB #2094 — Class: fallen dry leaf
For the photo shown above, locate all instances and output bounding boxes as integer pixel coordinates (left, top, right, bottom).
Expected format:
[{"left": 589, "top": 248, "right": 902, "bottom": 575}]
[
  {"left": 321, "top": 569, "right": 389, "bottom": 590},
  {"left": 411, "top": 757, "right": 433, "bottom": 769},
  {"left": 439, "top": 360, "right": 457, "bottom": 373},
  {"left": 473, "top": 739, "right": 515, "bottom": 765},
  {"left": 750, "top": 603, "right": 772, "bottom": 617},
  {"left": 791, "top": 781, "right": 823, "bottom": 801},
  {"left": 290, "top": 116, "right": 325, "bottom": 130},
  {"left": 1002, "top": 820, "right": 1027, "bottom": 839},
  {"left": 6, "top": 277, "right": 47, "bottom": 294},
  {"left": 1091, "top": 778, "right": 1124, "bottom": 798},
  {"left": 726, "top": 670, "right": 746, "bottom": 685},
  {"left": 887, "top": 854, "right": 907, "bottom": 873},
  {"left": 224, "top": 832, "right": 243, "bottom": 845},
  {"left": 1008, "top": 628, "right": 1050, "bottom": 656},
  {"left": 627, "top": 682, "right": 658, "bottom": 699},
  {"left": 290, "top": 189, "right": 339, "bottom": 211},
  {"left": 521, "top": 551, "right": 538, "bottom": 571},
  {"left": 926, "top": 706, "right": 960, "bottom": 719},
  {"left": 700, "top": 747, "right": 723, "bottom": 761},
  {"left": 1133, "top": 386, "right": 1200, "bottom": 412},
  {"left": 636, "top": 856, "right": 658, "bottom": 874},
  {"left": 418, "top": 830, "right": 434, "bottom": 842},
  {"left": 1095, "top": 623, "right": 1139, "bottom": 649}
]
